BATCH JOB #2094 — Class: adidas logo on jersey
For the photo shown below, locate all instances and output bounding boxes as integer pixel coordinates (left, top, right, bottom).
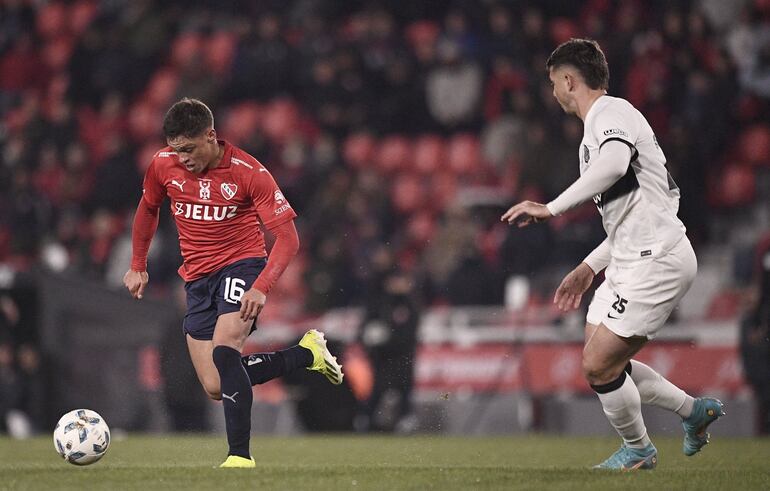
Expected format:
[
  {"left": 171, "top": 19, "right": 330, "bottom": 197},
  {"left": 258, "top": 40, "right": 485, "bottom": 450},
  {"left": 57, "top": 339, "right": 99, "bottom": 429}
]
[{"left": 174, "top": 202, "right": 237, "bottom": 221}]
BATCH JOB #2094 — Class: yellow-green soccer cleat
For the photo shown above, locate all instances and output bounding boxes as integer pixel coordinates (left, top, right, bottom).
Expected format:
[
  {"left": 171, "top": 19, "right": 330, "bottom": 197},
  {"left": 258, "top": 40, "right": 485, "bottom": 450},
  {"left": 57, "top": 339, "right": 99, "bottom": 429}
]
[
  {"left": 219, "top": 455, "right": 256, "bottom": 468},
  {"left": 299, "top": 329, "right": 344, "bottom": 385}
]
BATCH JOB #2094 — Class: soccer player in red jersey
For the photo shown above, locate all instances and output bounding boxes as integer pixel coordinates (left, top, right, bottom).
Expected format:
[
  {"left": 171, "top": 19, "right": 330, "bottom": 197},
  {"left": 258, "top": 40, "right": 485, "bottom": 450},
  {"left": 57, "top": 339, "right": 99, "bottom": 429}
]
[{"left": 123, "top": 98, "right": 343, "bottom": 468}]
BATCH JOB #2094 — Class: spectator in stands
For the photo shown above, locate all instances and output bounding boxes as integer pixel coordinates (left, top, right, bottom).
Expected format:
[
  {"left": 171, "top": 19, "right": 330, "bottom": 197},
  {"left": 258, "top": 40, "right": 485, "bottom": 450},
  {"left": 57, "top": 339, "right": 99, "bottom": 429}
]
[
  {"left": 425, "top": 38, "right": 483, "bottom": 131},
  {"left": 16, "top": 343, "right": 47, "bottom": 433},
  {"left": 228, "top": 12, "right": 294, "bottom": 102},
  {"left": 0, "top": 342, "right": 20, "bottom": 435},
  {"left": 0, "top": 0, "right": 766, "bottom": 314},
  {"left": 358, "top": 255, "right": 419, "bottom": 433},
  {"left": 740, "top": 238, "right": 770, "bottom": 434}
]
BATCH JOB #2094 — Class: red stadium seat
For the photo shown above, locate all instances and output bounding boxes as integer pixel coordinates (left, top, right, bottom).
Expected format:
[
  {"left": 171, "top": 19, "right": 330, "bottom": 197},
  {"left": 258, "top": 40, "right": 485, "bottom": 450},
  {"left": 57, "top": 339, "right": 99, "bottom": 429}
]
[
  {"left": 42, "top": 37, "right": 74, "bottom": 71},
  {"left": 430, "top": 173, "right": 458, "bottom": 210},
  {"left": 407, "top": 210, "right": 437, "bottom": 245},
  {"left": 549, "top": 18, "right": 579, "bottom": 45},
  {"left": 36, "top": 2, "right": 67, "bottom": 39},
  {"left": 376, "top": 136, "right": 412, "bottom": 174},
  {"left": 413, "top": 135, "right": 445, "bottom": 174},
  {"left": 205, "top": 32, "right": 237, "bottom": 76},
  {"left": 221, "top": 101, "right": 262, "bottom": 146},
  {"left": 447, "top": 133, "right": 481, "bottom": 175},
  {"left": 135, "top": 141, "right": 165, "bottom": 174},
  {"left": 405, "top": 21, "right": 440, "bottom": 50},
  {"left": 170, "top": 32, "right": 203, "bottom": 68},
  {"left": 128, "top": 102, "right": 163, "bottom": 142},
  {"left": 261, "top": 98, "right": 300, "bottom": 144},
  {"left": 739, "top": 125, "right": 770, "bottom": 166},
  {"left": 391, "top": 172, "right": 424, "bottom": 213},
  {"left": 343, "top": 132, "right": 376, "bottom": 169},
  {"left": 709, "top": 163, "right": 756, "bottom": 208},
  {"left": 69, "top": 1, "right": 98, "bottom": 36},
  {"left": 145, "top": 68, "right": 179, "bottom": 107}
]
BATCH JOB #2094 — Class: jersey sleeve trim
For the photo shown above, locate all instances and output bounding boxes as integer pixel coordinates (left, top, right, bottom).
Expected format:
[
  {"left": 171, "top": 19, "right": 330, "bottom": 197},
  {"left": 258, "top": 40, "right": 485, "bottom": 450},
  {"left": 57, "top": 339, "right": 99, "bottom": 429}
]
[
  {"left": 599, "top": 137, "right": 638, "bottom": 163},
  {"left": 262, "top": 208, "right": 298, "bottom": 231}
]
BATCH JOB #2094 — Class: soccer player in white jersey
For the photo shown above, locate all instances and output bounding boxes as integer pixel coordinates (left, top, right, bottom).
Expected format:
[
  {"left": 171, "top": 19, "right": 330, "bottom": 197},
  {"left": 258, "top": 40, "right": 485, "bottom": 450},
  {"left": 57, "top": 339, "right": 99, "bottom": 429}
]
[{"left": 501, "top": 39, "right": 724, "bottom": 470}]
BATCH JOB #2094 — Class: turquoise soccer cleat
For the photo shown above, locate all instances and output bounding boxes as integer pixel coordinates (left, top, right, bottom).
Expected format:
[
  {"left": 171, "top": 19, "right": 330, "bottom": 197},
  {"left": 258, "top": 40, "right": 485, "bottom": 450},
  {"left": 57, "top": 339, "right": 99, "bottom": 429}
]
[
  {"left": 682, "top": 397, "right": 724, "bottom": 456},
  {"left": 593, "top": 443, "right": 658, "bottom": 471},
  {"left": 299, "top": 329, "right": 344, "bottom": 385}
]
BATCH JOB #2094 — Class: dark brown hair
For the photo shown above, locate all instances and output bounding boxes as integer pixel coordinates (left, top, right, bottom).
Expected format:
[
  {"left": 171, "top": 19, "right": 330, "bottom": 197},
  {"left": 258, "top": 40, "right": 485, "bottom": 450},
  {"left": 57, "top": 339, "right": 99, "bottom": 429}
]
[
  {"left": 162, "top": 98, "right": 214, "bottom": 139},
  {"left": 546, "top": 38, "right": 609, "bottom": 90}
]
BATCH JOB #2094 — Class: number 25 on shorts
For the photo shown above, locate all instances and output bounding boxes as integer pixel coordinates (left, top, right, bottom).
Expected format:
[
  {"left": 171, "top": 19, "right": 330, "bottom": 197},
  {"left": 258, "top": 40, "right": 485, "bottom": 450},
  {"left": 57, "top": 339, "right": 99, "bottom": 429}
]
[{"left": 611, "top": 294, "right": 628, "bottom": 314}]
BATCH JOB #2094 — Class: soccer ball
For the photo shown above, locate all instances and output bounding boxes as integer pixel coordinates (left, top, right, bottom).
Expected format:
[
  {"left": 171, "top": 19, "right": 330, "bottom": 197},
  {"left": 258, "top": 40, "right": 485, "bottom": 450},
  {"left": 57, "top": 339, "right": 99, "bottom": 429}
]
[{"left": 53, "top": 409, "right": 110, "bottom": 465}]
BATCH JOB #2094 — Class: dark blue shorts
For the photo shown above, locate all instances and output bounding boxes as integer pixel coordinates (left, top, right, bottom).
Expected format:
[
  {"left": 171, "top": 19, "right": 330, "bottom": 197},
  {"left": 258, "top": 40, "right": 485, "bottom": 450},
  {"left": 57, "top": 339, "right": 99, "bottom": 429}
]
[{"left": 183, "top": 257, "right": 267, "bottom": 341}]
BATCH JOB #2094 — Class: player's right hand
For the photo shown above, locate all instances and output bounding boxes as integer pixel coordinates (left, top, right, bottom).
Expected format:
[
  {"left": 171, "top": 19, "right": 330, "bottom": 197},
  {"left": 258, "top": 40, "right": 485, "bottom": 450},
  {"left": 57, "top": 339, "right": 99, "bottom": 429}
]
[
  {"left": 123, "top": 269, "right": 149, "bottom": 299},
  {"left": 554, "top": 262, "right": 595, "bottom": 311},
  {"left": 501, "top": 200, "right": 553, "bottom": 227}
]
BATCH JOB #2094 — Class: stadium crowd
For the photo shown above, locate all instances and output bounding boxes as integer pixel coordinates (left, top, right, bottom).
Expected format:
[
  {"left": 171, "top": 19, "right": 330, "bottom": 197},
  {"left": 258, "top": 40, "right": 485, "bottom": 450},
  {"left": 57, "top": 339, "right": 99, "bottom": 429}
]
[
  {"left": 1, "top": 0, "right": 770, "bottom": 437},
  {"left": 1, "top": 0, "right": 770, "bottom": 314}
]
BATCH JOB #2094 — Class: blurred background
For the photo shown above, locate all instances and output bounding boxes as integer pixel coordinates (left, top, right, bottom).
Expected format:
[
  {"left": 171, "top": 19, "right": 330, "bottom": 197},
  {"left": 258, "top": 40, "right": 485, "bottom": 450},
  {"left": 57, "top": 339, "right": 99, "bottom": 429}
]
[{"left": 1, "top": 0, "right": 769, "bottom": 439}]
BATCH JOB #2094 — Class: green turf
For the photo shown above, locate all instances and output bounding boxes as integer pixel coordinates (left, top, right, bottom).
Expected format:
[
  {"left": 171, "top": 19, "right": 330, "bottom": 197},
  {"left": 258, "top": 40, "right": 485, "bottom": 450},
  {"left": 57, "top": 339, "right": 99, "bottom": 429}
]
[{"left": 1, "top": 435, "right": 769, "bottom": 490}]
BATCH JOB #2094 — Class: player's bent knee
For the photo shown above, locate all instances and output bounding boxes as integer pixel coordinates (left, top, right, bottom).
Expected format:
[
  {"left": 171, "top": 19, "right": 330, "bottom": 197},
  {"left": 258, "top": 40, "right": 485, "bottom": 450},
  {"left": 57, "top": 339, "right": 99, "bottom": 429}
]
[
  {"left": 581, "top": 356, "right": 619, "bottom": 386},
  {"left": 201, "top": 380, "right": 221, "bottom": 400}
]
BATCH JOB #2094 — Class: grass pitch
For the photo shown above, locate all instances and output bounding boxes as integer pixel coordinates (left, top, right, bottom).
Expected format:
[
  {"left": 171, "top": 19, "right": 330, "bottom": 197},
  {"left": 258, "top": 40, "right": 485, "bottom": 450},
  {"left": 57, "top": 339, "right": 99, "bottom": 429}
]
[{"left": 1, "top": 434, "right": 769, "bottom": 490}]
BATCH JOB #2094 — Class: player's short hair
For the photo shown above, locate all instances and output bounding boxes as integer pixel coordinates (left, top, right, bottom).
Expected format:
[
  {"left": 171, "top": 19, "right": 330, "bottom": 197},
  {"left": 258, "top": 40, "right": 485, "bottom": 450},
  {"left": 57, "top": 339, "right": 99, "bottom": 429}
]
[
  {"left": 162, "top": 98, "right": 214, "bottom": 139},
  {"left": 546, "top": 38, "right": 609, "bottom": 91}
]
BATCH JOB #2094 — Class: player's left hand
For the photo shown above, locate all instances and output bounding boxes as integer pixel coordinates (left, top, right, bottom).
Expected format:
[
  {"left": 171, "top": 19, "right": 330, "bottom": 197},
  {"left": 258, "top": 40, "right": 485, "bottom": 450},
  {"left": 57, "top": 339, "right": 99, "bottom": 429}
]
[
  {"left": 501, "top": 201, "right": 553, "bottom": 227},
  {"left": 240, "top": 288, "right": 266, "bottom": 321}
]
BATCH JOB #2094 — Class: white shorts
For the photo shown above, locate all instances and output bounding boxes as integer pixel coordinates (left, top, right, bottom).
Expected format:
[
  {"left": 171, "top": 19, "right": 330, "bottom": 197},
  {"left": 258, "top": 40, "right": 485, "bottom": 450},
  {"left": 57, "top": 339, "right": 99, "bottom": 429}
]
[{"left": 586, "top": 236, "right": 697, "bottom": 339}]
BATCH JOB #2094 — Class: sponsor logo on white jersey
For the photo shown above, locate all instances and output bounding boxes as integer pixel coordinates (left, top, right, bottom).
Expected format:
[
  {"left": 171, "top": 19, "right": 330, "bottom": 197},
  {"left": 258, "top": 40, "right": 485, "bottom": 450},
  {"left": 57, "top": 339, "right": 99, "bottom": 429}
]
[
  {"left": 602, "top": 128, "right": 629, "bottom": 137},
  {"left": 174, "top": 202, "right": 237, "bottom": 221},
  {"left": 221, "top": 182, "right": 238, "bottom": 200},
  {"left": 198, "top": 179, "right": 211, "bottom": 200}
]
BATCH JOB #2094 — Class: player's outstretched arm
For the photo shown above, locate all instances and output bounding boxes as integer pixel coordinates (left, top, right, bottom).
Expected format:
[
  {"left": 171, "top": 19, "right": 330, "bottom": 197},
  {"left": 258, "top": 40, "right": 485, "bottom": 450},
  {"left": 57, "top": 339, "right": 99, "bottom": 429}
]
[
  {"left": 544, "top": 140, "right": 632, "bottom": 216},
  {"left": 501, "top": 200, "right": 553, "bottom": 227},
  {"left": 554, "top": 262, "right": 595, "bottom": 311},
  {"left": 124, "top": 197, "right": 160, "bottom": 300},
  {"left": 241, "top": 220, "right": 300, "bottom": 321}
]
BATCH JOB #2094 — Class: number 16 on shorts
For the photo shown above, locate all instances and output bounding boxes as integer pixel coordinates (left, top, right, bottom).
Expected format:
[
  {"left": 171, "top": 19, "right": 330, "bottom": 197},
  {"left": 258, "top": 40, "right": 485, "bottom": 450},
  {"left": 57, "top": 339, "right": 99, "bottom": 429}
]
[{"left": 224, "top": 277, "right": 246, "bottom": 304}]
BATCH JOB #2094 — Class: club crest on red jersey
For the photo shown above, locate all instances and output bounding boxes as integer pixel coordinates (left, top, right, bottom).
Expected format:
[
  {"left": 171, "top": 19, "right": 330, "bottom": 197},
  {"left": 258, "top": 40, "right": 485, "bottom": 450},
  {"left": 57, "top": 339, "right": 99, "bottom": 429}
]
[
  {"left": 221, "top": 183, "right": 238, "bottom": 200},
  {"left": 274, "top": 190, "right": 285, "bottom": 204},
  {"left": 198, "top": 179, "right": 212, "bottom": 200}
]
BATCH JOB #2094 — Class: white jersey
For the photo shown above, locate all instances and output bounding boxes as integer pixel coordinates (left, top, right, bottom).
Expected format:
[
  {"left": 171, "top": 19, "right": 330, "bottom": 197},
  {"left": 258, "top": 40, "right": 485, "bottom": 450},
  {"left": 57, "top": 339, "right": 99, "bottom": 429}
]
[{"left": 581, "top": 95, "right": 685, "bottom": 264}]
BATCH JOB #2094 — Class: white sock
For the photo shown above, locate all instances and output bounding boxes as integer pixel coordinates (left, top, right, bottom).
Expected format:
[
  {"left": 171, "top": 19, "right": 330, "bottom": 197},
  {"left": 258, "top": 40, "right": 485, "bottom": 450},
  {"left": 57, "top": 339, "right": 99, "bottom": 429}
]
[
  {"left": 595, "top": 373, "right": 651, "bottom": 449},
  {"left": 628, "top": 360, "right": 694, "bottom": 418}
]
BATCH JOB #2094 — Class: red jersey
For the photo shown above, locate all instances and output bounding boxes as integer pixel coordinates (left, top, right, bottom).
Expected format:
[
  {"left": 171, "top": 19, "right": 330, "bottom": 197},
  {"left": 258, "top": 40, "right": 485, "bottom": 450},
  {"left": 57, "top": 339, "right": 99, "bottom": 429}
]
[{"left": 141, "top": 140, "right": 296, "bottom": 281}]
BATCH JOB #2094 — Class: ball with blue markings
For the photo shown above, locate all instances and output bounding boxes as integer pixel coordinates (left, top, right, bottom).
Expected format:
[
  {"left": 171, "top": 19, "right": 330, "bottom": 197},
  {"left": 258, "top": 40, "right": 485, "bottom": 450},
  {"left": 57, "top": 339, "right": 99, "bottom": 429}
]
[{"left": 53, "top": 409, "right": 110, "bottom": 465}]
